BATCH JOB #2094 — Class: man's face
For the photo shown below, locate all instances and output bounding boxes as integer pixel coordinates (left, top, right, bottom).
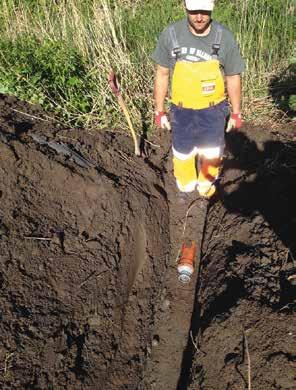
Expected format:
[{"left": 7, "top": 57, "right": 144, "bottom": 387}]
[{"left": 186, "top": 9, "right": 212, "bottom": 34}]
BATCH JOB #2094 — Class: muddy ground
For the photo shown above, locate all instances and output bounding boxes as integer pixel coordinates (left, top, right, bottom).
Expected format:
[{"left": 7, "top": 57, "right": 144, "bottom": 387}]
[{"left": 0, "top": 93, "right": 295, "bottom": 389}]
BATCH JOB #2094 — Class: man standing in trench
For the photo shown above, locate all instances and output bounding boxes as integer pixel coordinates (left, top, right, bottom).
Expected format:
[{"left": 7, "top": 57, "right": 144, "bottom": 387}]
[{"left": 152, "top": 0, "right": 245, "bottom": 198}]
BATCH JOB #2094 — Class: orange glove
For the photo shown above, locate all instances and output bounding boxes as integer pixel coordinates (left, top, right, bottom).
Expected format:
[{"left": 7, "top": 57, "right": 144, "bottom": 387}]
[
  {"left": 155, "top": 111, "right": 171, "bottom": 130},
  {"left": 226, "top": 113, "right": 242, "bottom": 132}
]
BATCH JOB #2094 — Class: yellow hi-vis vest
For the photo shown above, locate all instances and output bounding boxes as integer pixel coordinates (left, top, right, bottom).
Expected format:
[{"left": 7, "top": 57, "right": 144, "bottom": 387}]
[
  {"left": 171, "top": 59, "right": 225, "bottom": 109},
  {"left": 170, "top": 24, "right": 225, "bottom": 110}
]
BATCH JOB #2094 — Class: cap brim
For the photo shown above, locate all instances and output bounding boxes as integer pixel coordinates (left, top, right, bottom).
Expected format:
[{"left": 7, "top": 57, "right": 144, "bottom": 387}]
[{"left": 186, "top": 7, "right": 213, "bottom": 10}]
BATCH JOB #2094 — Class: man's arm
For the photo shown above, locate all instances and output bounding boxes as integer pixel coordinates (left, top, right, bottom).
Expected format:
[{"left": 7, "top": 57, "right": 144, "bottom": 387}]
[
  {"left": 225, "top": 74, "right": 242, "bottom": 114},
  {"left": 225, "top": 74, "right": 243, "bottom": 131},
  {"left": 154, "top": 64, "right": 170, "bottom": 112},
  {"left": 153, "top": 64, "right": 171, "bottom": 129}
]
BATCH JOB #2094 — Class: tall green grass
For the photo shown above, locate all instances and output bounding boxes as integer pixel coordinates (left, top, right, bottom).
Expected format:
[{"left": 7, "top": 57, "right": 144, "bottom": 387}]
[{"left": 0, "top": 0, "right": 294, "bottom": 130}]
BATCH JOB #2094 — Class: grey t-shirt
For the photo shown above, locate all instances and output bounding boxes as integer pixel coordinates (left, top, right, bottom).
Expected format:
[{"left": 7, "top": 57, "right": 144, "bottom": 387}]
[{"left": 151, "top": 19, "right": 245, "bottom": 76}]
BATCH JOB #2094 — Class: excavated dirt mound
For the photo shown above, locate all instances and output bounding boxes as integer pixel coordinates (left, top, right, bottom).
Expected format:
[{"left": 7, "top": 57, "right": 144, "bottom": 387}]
[
  {"left": 0, "top": 93, "right": 295, "bottom": 390},
  {"left": 0, "top": 94, "right": 170, "bottom": 389}
]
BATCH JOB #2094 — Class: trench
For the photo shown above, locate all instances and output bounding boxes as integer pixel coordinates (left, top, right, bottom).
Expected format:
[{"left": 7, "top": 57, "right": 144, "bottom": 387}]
[
  {"left": 1, "top": 95, "right": 296, "bottom": 389},
  {"left": 141, "top": 146, "right": 211, "bottom": 389}
]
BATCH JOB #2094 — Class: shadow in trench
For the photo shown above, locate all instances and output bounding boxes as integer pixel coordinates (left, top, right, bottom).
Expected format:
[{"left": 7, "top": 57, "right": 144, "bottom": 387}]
[{"left": 220, "top": 130, "right": 296, "bottom": 263}]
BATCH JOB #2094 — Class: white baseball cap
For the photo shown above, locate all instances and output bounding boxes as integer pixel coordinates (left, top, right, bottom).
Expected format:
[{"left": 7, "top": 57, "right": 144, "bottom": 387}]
[{"left": 185, "top": 0, "right": 215, "bottom": 11}]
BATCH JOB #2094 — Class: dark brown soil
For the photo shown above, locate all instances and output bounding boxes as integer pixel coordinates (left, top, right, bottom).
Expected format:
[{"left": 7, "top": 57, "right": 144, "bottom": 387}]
[
  {"left": 188, "top": 126, "right": 296, "bottom": 390},
  {"left": 0, "top": 94, "right": 169, "bottom": 389},
  {"left": 0, "top": 93, "right": 295, "bottom": 389}
]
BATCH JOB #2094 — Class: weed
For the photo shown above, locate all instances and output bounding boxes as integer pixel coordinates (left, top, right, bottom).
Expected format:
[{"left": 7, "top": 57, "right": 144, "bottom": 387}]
[{"left": 0, "top": 0, "right": 294, "bottom": 129}]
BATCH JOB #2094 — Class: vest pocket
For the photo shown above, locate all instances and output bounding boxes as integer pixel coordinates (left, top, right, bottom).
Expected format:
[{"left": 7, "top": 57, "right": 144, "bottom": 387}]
[{"left": 201, "top": 80, "right": 216, "bottom": 96}]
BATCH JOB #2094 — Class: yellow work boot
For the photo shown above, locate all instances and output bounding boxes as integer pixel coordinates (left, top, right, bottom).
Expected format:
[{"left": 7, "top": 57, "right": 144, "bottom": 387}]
[
  {"left": 197, "top": 182, "right": 216, "bottom": 198},
  {"left": 197, "top": 157, "right": 220, "bottom": 198}
]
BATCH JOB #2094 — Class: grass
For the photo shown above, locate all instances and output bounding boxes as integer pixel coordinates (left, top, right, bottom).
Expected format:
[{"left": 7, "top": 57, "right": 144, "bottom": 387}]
[{"left": 0, "top": 0, "right": 294, "bottom": 131}]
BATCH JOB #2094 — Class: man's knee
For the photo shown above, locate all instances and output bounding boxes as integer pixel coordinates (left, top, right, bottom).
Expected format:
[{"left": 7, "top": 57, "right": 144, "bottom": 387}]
[
  {"left": 196, "top": 146, "right": 222, "bottom": 159},
  {"left": 172, "top": 149, "right": 198, "bottom": 193}
]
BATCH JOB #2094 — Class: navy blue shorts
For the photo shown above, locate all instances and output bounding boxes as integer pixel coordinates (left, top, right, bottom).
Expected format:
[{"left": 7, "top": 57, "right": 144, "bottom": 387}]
[{"left": 170, "top": 100, "right": 229, "bottom": 154}]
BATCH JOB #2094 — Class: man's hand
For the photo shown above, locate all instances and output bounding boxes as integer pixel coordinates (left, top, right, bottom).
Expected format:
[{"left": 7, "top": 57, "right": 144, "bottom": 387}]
[
  {"left": 155, "top": 111, "right": 171, "bottom": 130},
  {"left": 226, "top": 112, "right": 242, "bottom": 132}
]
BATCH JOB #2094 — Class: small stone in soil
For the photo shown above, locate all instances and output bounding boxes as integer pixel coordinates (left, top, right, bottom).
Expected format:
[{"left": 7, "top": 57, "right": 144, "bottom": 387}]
[
  {"left": 161, "top": 299, "right": 170, "bottom": 311},
  {"left": 152, "top": 335, "right": 160, "bottom": 347}
]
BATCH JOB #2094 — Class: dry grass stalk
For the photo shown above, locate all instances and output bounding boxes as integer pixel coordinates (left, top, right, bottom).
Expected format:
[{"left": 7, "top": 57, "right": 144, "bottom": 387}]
[
  {"left": 244, "top": 330, "right": 252, "bottom": 390},
  {"left": 0, "top": 1, "right": 293, "bottom": 129}
]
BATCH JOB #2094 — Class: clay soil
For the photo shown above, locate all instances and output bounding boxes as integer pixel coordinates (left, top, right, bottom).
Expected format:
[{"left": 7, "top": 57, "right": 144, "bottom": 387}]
[{"left": 0, "top": 93, "right": 295, "bottom": 389}]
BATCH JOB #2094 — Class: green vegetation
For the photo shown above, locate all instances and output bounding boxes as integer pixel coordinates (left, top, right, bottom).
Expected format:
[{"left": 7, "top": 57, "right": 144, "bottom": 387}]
[
  {"left": 0, "top": 37, "right": 94, "bottom": 123},
  {"left": 0, "top": 0, "right": 294, "bottom": 130}
]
